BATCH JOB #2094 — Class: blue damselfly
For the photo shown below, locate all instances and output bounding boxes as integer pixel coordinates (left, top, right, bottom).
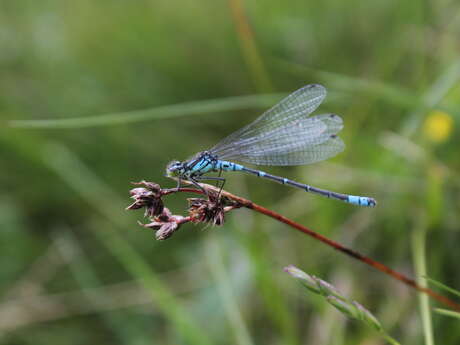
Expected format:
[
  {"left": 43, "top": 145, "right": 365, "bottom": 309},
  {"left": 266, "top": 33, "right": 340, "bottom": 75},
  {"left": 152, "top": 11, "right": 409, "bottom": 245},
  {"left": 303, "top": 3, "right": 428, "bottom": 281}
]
[{"left": 166, "top": 84, "right": 376, "bottom": 207}]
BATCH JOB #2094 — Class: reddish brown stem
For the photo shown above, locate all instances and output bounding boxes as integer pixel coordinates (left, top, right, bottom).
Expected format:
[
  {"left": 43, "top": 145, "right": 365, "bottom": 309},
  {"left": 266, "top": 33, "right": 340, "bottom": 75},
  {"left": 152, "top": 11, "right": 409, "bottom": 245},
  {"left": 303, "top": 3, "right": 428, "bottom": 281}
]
[{"left": 168, "top": 184, "right": 460, "bottom": 312}]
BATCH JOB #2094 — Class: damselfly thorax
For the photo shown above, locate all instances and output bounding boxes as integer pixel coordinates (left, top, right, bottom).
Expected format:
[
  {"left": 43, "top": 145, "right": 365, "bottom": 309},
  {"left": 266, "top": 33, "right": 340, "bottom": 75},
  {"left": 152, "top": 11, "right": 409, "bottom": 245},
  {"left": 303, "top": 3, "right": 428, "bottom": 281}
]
[{"left": 185, "top": 152, "right": 243, "bottom": 175}]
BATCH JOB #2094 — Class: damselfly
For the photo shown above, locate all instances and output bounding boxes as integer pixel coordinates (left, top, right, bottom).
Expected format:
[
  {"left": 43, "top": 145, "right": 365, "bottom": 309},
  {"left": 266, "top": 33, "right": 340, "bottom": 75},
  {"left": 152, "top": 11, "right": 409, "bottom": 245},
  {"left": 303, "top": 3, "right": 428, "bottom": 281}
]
[{"left": 166, "top": 84, "right": 376, "bottom": 207}]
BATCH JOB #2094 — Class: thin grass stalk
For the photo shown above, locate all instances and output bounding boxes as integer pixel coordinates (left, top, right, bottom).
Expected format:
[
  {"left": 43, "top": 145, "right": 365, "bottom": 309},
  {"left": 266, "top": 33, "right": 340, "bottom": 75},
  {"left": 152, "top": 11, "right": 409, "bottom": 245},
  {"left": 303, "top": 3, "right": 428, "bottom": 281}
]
[
  {"left": 412, "top": 218, "right": 435, "bottom": 345},
  {"left": 228, "top": 0, "right": 273, "bottom": 92}
]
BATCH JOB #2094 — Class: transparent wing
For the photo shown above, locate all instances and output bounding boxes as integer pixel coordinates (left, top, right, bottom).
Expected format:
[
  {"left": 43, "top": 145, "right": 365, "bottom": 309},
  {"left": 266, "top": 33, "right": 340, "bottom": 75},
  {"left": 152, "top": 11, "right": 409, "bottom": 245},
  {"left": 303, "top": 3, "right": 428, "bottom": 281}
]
[
  {"left": 213, "top": 114, "right": 344, "bottom": 165},
  {"left": 210, "top": 84, "right": 326, "bottom": 156},
  {"left": 219, "top": 135, "right": 345, "bottom": 166}
]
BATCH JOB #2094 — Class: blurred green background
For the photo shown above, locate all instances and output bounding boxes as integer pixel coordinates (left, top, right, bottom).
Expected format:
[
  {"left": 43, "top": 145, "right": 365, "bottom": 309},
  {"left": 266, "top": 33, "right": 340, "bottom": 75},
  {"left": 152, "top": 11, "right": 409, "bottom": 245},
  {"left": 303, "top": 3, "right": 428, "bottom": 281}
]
[{"left": 1, "top": 0, "right": 460, "bottom": 344}]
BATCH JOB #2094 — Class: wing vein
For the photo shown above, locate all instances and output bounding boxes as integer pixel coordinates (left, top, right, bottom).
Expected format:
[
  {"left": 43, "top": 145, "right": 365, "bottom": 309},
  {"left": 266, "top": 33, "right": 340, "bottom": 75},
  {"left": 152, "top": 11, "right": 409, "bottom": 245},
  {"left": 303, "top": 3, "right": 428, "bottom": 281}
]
[{"left": 209, "top": 84, "right": 345, "bottom": 166}]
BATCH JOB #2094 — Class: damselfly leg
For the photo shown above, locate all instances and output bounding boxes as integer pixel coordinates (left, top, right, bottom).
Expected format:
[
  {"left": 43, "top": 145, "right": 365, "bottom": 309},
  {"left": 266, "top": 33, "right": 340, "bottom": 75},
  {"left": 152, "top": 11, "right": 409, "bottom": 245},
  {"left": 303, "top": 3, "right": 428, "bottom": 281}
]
[
  {"left": 194, "top": 175, "right": 226, "bottom": 198},
  {"left": 175, "top": 177, "right": 182, "bottom": 191}
]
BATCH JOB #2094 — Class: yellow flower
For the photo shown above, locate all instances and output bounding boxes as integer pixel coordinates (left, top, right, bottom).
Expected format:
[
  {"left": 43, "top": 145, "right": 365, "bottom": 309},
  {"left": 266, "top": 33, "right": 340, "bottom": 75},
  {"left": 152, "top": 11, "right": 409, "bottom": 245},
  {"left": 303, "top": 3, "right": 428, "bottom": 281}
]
[{"left": 423, "top": 110, "right": 454, "bottom": 143}]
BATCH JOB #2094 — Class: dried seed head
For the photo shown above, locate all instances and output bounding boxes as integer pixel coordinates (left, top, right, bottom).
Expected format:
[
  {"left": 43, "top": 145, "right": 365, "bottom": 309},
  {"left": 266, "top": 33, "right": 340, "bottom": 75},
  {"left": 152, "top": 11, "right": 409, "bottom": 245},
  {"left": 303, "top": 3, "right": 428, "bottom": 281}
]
[
  {"left": 155, "top": 222, "right": 179, "bottom": 241},
  {"left": 188, "top": 197, "right": 225, "bottom": 226},
  {"left": 133, "top": 181, "right": 162, "bottom": 192},
  {"left": 139, "top": 207, "right": 186, "bottom": 240},
  {"left": 127, "top": 181, "right": 164, "bottom": 217}
]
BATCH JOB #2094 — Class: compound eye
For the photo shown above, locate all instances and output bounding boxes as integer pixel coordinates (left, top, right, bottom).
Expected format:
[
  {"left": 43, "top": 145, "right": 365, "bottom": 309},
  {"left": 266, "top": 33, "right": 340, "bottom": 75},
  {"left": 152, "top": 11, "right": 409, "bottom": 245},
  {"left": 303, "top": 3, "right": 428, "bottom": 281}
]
[{"left": 168, "top": 161, "right": 181, "bottom": 171}]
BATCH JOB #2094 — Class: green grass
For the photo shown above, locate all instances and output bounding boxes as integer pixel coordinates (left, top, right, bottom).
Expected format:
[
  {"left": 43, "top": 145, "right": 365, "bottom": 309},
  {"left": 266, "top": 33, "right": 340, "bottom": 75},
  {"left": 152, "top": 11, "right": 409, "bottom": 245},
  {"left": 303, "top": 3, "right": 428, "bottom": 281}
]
[{"left": 1, "top": 1, "right": 460, "bottom": 344}]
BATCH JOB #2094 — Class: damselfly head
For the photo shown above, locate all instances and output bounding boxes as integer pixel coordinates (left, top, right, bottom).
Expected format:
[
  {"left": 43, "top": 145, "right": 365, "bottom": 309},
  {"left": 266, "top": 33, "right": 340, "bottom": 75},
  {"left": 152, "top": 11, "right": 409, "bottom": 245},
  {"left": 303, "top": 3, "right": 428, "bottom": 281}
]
[{"left": 166, "top": 160, "right": 184, "bottom": 177}]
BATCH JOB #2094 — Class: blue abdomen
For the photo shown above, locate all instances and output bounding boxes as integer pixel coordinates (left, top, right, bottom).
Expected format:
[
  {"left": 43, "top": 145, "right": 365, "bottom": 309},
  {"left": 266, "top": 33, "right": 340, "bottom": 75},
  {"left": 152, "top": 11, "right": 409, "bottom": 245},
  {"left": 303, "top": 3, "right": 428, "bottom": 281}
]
[{"left": 216, "top": 160, "right": 243, "bottom": 172}]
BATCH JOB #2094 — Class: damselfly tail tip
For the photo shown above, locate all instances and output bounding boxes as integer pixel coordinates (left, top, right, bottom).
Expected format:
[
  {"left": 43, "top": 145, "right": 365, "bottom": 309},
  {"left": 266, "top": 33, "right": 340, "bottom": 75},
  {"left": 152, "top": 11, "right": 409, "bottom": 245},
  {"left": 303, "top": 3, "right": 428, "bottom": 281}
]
[
  {"left": 359, "top": 197, "right": 377, "bottom": 207},
  {"left": 348, "top": 195, "right": 377, "bottom": 207},
  {"left": 368, "top": 198, "right": 377, "bottom": 207}
]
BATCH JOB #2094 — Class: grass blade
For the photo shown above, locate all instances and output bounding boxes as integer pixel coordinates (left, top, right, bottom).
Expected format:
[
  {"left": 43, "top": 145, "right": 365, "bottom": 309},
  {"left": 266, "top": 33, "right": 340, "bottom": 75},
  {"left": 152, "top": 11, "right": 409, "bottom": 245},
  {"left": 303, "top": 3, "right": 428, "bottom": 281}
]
[
  {"left": 8, "top": 94, "right": 283, "bottom": 129},
  {"left": 411, "top": 219, "right": 435, "bottom": 345},
  {"left": 433, "top": 308, "right": 460, "bottom": 320},
  {"left": 424, "top": 277, "right": 460, "bottom": 299}
]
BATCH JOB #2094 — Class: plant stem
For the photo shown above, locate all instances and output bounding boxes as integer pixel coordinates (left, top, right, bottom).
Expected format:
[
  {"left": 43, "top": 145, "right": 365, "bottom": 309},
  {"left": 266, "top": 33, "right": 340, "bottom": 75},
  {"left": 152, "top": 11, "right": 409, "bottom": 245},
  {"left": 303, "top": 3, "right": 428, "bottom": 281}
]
[{"left": 167, "top": 183, "right": 460, "bottom": 312}]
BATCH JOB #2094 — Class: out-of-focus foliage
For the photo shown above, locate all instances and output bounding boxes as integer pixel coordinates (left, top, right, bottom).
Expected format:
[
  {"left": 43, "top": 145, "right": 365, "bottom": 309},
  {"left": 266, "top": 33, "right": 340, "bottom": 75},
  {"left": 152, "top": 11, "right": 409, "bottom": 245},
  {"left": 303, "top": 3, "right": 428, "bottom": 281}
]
[{"left": 1, "top": 1, "right": 459, "bottom": 344}]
